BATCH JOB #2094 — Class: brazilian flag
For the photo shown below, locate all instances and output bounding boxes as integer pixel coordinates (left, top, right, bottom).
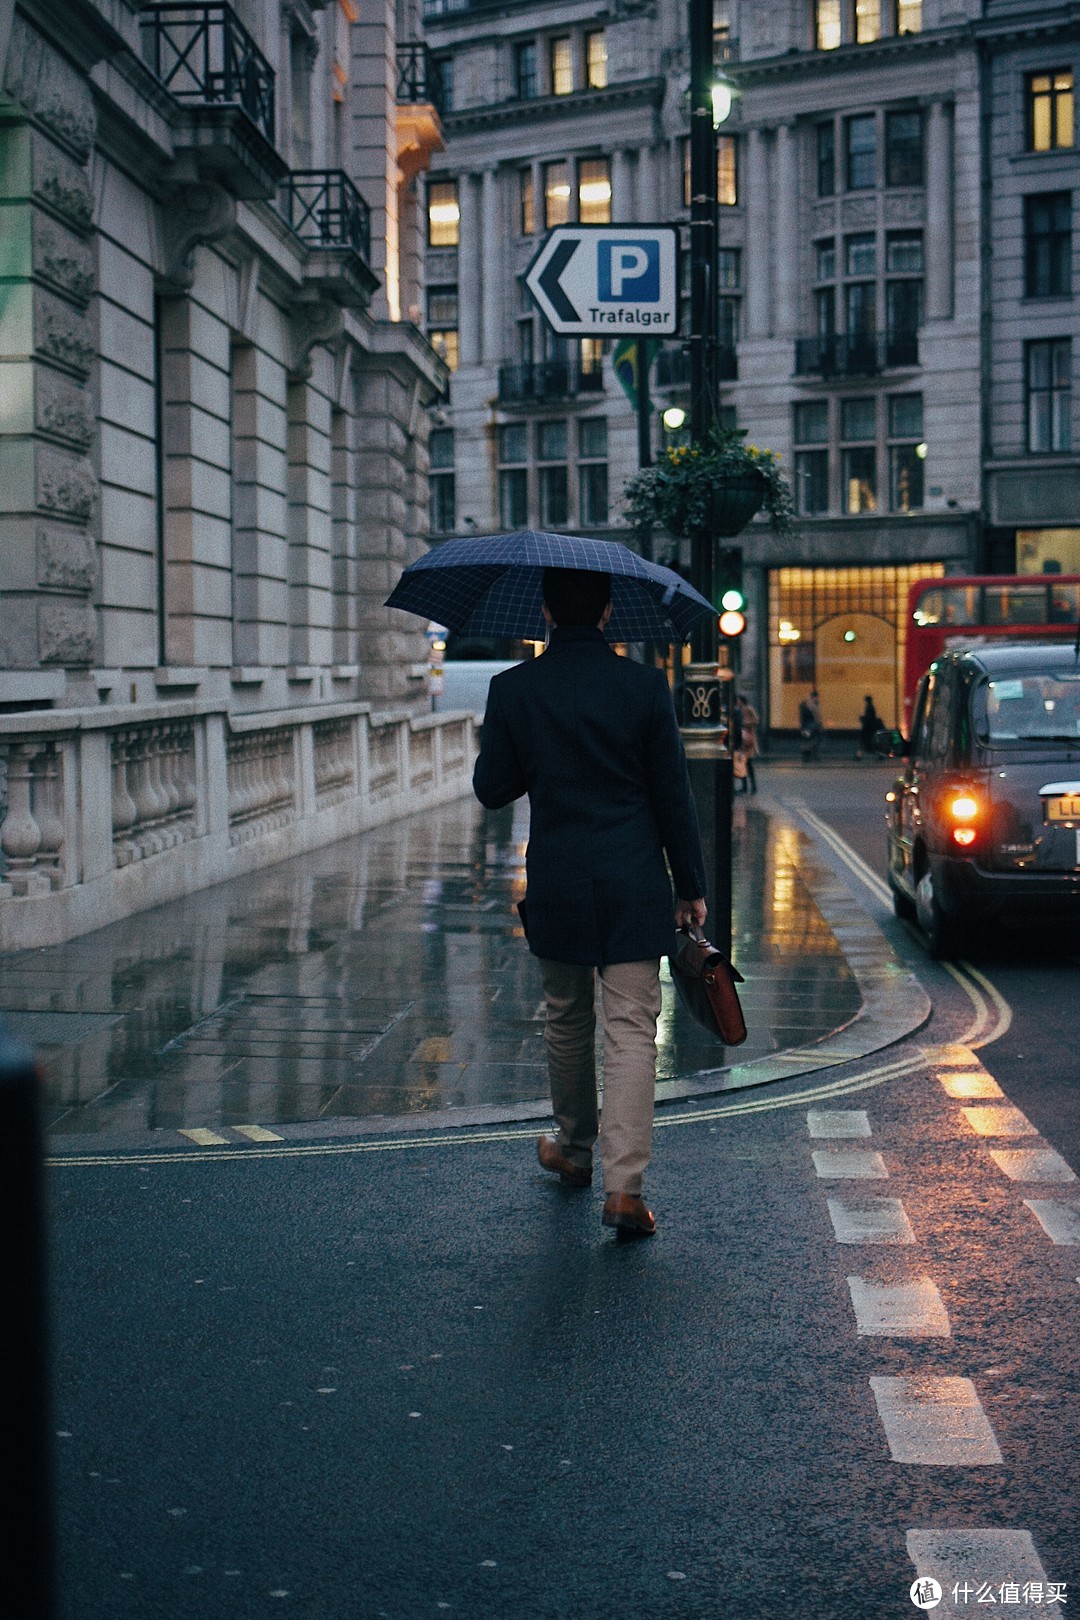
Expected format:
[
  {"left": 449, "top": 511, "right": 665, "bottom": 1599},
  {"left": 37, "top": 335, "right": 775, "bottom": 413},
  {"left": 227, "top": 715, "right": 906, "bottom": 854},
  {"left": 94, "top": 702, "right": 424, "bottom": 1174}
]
[{"left": 612, "top": 338, "right": 659, "bottom": 411}]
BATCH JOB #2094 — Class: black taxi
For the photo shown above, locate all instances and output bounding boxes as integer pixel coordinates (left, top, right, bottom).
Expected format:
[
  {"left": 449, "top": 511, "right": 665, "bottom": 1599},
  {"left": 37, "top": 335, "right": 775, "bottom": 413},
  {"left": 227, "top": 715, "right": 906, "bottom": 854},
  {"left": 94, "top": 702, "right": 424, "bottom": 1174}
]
[{"left": 882, "top": 643, "right": 1080, "bottom": 955}]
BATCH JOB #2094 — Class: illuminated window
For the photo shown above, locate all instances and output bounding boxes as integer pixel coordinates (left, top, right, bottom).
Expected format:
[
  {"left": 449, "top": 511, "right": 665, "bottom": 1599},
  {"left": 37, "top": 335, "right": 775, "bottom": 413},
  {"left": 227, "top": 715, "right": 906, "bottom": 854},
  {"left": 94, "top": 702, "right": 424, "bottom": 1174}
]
[
  {"left": 888, "top": 394, "right": 924, "bottom": 512},
  {"left": 520, "top": 168, "right": 535, "bottom": 235},
  {"left": 551, "top": 36, "right": 573, "bottom": 95},
  {"left": 718, "top": 135, "right": 737, "bottom": 206},
  {"left": 841, "top": 398, "right": 877, "bottom": 513},
  {"left": 544, "top": 161, "right": 571, "bottom": 228},
  {"left": 427, "top": 285, "right": 459, "bottom": 373},
  {"left": 427, "top": 179, "right": 459, "bottom": 246},
  {"left": 815, "top": 0, "right": 841, "bottom": 50},
  {"left": 855, "top": 0, "right": 880, "bottom": 44},
  {"left": 578, "top": 158, "right": 611, "bottom": 225},
  {"left": 1028, "top": 70, "right": 1074, "bottom": 152},
  {"left": 585, "top": 31, "right": 607, "bottom": 89},
  {"left": 896, "top": 1, "right": 921, "bottom": 34}
]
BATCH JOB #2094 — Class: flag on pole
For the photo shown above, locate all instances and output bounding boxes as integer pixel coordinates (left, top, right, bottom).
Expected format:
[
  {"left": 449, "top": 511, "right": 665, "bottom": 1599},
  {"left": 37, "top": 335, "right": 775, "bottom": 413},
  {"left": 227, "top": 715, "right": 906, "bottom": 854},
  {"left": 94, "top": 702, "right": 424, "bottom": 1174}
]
[{"left": 612, "top": 338, "right": 658, "bottom": 411}]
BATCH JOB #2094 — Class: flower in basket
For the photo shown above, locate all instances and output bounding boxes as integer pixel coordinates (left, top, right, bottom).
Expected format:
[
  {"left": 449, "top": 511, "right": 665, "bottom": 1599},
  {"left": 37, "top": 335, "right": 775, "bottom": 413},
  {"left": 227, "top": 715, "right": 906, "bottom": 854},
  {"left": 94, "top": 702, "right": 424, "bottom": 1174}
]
[{"left": 624, "top": 422, "right": 794, "bottom": 542}]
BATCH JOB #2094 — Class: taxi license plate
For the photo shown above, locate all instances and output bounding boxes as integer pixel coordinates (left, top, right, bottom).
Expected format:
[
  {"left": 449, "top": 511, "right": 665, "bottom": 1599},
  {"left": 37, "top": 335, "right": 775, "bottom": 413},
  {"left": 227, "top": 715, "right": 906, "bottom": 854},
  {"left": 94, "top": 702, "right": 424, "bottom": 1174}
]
[{"left": 1046, "top": 795, "right": 1080, "bottom": 821}]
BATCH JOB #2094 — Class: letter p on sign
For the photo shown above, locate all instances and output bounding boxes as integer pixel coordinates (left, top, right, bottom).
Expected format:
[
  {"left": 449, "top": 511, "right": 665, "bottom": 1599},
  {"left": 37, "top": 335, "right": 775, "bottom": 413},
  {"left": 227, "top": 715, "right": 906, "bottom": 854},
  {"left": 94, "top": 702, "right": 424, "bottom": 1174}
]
[{"left": 598, "top": 239, "right": 660, "bottom": 302}]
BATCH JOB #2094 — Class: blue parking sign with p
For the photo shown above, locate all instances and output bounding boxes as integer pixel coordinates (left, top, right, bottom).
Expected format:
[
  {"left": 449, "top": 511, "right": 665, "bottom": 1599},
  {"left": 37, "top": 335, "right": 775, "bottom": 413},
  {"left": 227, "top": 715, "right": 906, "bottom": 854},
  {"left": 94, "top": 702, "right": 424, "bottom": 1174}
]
[{"left": 598, "top": 239, "right": 660, "bottom": 303}]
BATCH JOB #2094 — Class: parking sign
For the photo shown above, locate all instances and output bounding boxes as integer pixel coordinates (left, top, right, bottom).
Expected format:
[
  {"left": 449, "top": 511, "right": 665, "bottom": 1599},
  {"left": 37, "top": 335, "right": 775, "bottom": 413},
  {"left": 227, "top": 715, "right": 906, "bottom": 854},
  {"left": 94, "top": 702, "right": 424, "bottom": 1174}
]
[{"left": 525, "top": 225, "right": 680, "bottom": 337}]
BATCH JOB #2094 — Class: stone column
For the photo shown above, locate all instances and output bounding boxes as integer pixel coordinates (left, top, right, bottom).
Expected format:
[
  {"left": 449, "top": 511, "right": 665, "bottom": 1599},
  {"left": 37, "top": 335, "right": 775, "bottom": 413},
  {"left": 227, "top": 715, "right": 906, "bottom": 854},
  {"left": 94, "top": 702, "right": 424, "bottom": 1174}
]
[
  {"left": 481, "top": 167, "right": 504, "bottom": 365},
  {"left": 744, "top": 127, "right": 771, "bottom": 339},
  {"left": 773, "top": 123, "right": 799, "bottom": 339},
  {"left": 285, "top": 363, "right": 334, "bottom": 671},
  {"left": 925, "top": 100, "right": 954, "bottom": 321},
  {"left": 457, "top": 173, "right": 482, "bottom": 366},
  {"left": 0, "top": 15, "right": 99, "bottom": 696},
  {"left": 349, "top": 0, "right": 399, "bottom": 321},
  {"left": 611, "top": 149, "right": 631, "bottom": 222},
  {"left": 636, "top": 146, "right": 658, "bottom": 220}
]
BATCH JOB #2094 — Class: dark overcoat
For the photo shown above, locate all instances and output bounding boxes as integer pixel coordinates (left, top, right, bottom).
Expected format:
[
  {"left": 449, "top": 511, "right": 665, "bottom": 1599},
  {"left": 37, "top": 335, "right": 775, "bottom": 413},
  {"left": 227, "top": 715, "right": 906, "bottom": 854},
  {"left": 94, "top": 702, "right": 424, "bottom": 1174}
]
[{"left": 472, "top": 626, "right": 708, "bottom": 965}]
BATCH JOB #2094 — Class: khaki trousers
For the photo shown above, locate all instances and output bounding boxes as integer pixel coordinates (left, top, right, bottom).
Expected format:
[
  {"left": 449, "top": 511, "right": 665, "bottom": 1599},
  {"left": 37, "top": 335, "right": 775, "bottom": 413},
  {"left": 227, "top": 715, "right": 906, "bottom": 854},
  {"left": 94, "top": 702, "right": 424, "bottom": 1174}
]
[{"left": 538, "top": 958, "right": 663, "bottom": 1197}]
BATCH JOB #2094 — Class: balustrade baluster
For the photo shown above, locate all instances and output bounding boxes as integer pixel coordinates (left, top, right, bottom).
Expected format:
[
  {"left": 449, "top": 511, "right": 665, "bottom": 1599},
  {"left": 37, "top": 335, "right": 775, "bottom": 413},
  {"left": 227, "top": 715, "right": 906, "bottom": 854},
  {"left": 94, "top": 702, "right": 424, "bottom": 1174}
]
[
  {"left": 33, "top": 746, "right": 65, "bottom": 890},
  {"left": 1, "top": 744, "right": 49, "bottom": 896},
  {"left": 111, "top": 732, "right": 139, "bottom": 867}
]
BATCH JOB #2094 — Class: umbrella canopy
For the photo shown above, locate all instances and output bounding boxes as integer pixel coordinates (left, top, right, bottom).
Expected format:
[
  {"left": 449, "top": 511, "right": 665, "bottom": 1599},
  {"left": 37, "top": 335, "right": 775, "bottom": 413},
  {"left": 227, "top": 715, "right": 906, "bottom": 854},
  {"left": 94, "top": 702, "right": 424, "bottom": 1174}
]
[{"left": 385, "top": 531, "right": 714, "bottom": 644}]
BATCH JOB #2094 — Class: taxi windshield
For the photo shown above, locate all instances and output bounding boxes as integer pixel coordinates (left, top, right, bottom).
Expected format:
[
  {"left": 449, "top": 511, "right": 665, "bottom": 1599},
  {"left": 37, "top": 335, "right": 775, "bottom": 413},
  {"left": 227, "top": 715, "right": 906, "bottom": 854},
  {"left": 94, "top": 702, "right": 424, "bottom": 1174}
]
[{"left": 973, "top": 670, "right": 1080, "bottom": 744}]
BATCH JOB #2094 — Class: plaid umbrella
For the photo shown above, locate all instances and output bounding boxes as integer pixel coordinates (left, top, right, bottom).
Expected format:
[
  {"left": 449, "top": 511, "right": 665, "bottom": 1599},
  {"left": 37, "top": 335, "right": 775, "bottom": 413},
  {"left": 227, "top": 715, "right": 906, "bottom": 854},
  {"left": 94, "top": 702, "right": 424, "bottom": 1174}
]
[{"left": 385, "top": 531, "right": 714, "bottom": 643}]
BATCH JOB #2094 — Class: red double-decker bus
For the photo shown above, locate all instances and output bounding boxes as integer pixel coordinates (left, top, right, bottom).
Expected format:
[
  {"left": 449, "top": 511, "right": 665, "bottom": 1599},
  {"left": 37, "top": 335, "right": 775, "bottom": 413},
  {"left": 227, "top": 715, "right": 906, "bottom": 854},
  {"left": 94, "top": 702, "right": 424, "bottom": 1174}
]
[{"left": 903, "top": 574, "right": 1080, "bottom": 731}]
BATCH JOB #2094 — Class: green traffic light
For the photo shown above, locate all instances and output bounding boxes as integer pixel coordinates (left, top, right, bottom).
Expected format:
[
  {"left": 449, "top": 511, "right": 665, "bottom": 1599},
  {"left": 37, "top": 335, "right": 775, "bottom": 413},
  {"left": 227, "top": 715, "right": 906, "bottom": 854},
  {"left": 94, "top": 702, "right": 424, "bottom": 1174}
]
[{"left": 720, "top": 588, "right": 745, "bottom": 613}]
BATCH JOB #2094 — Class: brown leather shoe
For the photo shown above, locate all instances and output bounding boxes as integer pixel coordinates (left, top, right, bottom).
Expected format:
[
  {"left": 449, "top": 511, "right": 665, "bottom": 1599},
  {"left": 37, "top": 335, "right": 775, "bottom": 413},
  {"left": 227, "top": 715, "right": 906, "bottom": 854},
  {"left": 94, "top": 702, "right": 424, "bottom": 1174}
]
[
  {"left": 537, "top": 1134, "right": 592, "bottom": 1188},
  {"left": 601, "top": 1193, "right": 656, "bottom": 1236}
]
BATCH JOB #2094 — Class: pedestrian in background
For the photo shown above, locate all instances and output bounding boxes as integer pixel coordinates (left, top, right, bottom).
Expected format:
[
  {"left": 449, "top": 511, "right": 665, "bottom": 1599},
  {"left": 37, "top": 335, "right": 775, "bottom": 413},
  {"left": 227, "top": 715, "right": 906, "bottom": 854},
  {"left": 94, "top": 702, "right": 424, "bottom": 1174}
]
[
  {"left": 473, "top": 567, "right": 707, "bottom": 1238},
  {"left": 799, "top": 688, "right": 823, "bottom": 761},
  {"left": 855, "top": 694, "right": 880, "bottom": 760},
  {"left": 734, "top": 692, "right": 759, "bottom": 794}
]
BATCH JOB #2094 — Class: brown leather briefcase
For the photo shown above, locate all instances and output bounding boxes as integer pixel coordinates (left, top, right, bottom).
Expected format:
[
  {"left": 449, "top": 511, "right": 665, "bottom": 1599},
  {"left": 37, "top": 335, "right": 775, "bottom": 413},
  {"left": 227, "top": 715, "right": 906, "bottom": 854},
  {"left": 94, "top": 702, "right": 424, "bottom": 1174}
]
[{"left": 669, "top": 923, "right": 747, "bottom": 1045}]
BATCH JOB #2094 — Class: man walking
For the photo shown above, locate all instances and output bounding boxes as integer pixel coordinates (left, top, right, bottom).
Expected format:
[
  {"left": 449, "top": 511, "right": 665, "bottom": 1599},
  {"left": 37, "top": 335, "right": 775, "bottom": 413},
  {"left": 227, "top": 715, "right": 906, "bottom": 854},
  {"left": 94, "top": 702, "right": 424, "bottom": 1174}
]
[{"left": 473, "top": 567, "right": 707, "bottom": 1237}]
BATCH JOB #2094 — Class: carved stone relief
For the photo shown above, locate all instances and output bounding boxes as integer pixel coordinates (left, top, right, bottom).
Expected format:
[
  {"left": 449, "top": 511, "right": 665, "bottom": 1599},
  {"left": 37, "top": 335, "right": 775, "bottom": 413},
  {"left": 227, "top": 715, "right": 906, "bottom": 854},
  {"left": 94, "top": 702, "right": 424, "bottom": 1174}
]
[
  {"left": 34, "top": 214, "right": 95, "bottom": 306},
  {"left": 35, "top": 291, "right": 95, "bottom": 377},
  {"left": 884, "top": 193, "right": 927, "bottom": 225},
  {"left": 37, "top": 451, "right": 96, "bottom": 523},
  {"left": 6, "top": 16, "right": 97, "bottom": 161},
  {"left": 34, "top": 144, "right": 94, "bottom": 232},
  {"left": 38, "top": 600, "right": 96, "bottom": 666},
  {"left": 289, "top": 298, "right": 345, "bottom": 381},
  {"left": 36, "top": 525, "right": 97, "bottom": 593},
  {"left": 841, "top": 197, "right": 878, "bottom": 229},
  {"left": 36, "top": 370, "right": 94, "bottom": 448}
]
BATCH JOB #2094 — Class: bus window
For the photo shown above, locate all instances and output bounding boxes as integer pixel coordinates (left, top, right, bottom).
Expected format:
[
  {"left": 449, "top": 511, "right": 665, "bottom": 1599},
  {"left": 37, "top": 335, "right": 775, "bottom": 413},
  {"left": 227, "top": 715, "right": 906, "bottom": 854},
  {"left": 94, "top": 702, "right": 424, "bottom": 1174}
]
[
  {"left": 1049, "top": 583, "right": 1080, "bottom": 624},
  {"left": 983, "top": 585, "right": 1048, "bottom": 626},
  {"left": 914, "top": 585, "right": 981, "bottom": 626}
]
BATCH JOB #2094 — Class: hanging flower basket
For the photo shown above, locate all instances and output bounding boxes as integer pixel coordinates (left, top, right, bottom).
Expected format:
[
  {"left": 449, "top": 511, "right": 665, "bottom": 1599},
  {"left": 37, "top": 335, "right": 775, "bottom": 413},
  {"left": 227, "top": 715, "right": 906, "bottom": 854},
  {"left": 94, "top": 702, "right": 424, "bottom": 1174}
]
[{"left": 624, "top": 424, "right": 794, "bottom": 544}]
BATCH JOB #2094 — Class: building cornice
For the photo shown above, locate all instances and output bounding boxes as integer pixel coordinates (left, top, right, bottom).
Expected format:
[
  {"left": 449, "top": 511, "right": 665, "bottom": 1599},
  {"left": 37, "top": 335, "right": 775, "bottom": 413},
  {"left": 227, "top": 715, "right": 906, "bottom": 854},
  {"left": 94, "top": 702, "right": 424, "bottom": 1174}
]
[
  {"left": 442, "top": 76, "right": 664, "bottom": 134},
  {"left": 729, "top": 28, "right": 972, "bottom": 90},
  {"left": 971, "top": 5, "right": 1080, "bottom": 49}
]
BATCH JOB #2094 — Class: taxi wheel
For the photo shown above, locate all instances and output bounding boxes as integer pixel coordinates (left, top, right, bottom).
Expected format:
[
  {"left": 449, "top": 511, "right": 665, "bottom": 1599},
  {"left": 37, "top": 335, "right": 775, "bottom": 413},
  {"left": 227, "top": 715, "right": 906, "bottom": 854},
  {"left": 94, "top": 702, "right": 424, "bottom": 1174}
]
[{"left": 915, "top": 870, "right": 961, "bottom": 959}]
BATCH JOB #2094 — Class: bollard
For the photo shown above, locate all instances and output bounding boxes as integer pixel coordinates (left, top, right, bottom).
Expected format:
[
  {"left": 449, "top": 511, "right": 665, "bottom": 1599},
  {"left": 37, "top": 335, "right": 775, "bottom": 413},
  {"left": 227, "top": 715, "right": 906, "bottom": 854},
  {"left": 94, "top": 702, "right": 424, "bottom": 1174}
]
[{"left": 0, "top": 1025, "right": 56, "bottom": 1619}]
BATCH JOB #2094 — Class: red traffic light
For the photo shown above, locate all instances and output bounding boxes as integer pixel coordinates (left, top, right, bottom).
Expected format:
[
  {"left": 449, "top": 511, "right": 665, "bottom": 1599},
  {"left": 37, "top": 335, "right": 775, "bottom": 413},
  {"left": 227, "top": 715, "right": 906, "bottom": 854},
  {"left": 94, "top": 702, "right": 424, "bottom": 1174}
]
[{"left": 718, "top": 609, "right": 746, "bottom": 638}]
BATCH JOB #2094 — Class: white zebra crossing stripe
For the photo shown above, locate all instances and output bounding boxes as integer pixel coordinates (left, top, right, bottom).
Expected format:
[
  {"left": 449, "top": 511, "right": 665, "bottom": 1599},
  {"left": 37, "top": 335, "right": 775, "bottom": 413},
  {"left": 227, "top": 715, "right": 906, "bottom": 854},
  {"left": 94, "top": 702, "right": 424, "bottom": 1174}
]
[
  {"left": 848, "top": 1277, "right": 950, "bottom": 1337},
  {"left": 812, "top": 1149, "right": 888, "bottom": 1179},
  {"left": 807, "top": 1109, "right": 872, "bottom": 1138},
  {"left": 1022, "top": 1199, "right": 1080, "bottom": 1245},
  {"left": 827, "top": 1197, "right": 915, "bottom": 1244},
  {"left": 938, "top": 1072, "right": 1004, "bottom": 1099},
  {"left": 870, "top": 1376, "right": 1003, "bottom": 1464},
  {"left": 961, "top": 1105, "right": 1038, "bottom": 1138},
  {"left": 989, "top": 1149, "right": 1078, "bottom": 1184},
  {"left": 906, "top": 1529, "right": 1050, "bottom": 1614}
]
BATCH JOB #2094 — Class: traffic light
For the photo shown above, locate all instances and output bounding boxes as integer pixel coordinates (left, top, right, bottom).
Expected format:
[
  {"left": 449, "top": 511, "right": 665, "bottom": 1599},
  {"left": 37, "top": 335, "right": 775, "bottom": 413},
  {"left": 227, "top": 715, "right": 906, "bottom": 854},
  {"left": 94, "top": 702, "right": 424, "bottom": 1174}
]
[{"left": 717, "top": 546, "right": 745, "bottom": 638}]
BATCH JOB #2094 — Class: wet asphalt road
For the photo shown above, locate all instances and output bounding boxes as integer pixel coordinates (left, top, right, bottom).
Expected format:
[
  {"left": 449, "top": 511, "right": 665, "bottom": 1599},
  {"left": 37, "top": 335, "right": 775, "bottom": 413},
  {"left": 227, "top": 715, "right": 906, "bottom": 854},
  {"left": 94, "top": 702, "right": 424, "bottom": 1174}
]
[{"left": 44, "top": 764, "right": 1080, "bottom": 1619}]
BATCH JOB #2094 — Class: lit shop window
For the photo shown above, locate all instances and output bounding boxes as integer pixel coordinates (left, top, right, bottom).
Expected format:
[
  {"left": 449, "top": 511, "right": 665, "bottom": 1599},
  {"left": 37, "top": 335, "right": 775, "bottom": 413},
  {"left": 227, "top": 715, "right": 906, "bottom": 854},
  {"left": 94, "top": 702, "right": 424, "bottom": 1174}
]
[{"left": 718, "top": 135, "right": 737, "bottom": 206}]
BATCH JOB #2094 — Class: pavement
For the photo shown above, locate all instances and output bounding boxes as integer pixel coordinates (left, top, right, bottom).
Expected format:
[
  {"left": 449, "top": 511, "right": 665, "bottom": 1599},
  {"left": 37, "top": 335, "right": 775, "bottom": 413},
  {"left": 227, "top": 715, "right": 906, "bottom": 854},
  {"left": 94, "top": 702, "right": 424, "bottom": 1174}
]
[{"left": 4, "top": 783, "right": 929, "bottom": 1149}]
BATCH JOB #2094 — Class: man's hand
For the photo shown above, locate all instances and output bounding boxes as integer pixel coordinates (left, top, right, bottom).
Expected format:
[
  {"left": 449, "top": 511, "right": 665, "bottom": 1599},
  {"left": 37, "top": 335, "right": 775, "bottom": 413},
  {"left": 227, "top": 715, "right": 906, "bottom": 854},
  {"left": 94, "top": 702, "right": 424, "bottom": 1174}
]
[{"left": 675, "top": 898, "right": 707, "bottom": 931}]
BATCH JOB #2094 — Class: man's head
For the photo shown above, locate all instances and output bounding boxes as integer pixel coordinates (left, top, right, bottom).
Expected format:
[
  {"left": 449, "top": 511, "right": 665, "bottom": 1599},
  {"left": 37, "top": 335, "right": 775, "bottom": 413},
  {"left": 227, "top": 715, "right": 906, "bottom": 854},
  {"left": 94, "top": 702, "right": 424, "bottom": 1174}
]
[{"left": 541, "top": 567, "right": 612, "bottom": 629}]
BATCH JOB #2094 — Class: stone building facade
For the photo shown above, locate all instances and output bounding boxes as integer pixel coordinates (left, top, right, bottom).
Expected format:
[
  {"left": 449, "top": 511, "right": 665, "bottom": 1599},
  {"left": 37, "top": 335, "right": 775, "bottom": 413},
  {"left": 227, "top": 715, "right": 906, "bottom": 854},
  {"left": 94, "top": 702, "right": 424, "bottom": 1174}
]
[
  {"left": 421, "top": 0, "right": 1079, "bottom": 733},
  {"left": 0, "top": 0, "right": 481, "bottom": 947}
]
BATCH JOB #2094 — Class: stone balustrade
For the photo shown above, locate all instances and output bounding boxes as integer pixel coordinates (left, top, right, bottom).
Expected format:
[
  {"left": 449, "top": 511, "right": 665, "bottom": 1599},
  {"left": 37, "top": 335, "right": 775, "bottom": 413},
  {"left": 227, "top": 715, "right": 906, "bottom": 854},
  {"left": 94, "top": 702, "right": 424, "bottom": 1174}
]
[{"left": 0, "top": 700, "right": 478, "bottom": 950}]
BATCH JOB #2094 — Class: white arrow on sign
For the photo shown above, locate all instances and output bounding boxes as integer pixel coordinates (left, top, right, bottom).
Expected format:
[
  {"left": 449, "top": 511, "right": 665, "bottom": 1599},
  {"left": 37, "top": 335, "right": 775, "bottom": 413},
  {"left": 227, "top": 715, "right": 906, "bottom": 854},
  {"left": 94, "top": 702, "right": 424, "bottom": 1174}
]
[{"left": 524, "top": 224, "right": 680, "bottom": 338}]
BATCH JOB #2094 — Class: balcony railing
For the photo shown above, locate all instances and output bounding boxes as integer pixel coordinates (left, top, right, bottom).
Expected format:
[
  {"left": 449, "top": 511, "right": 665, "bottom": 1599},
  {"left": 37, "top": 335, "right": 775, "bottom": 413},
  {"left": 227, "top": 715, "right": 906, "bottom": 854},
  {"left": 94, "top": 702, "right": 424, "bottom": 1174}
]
[
  {"left": 497, "top": 361, "right": 604, "bottom": 403},
  {"left": 280, "top": 170, "right": 371, "bottom": 264},
  {"left": 140, "top": 3, "right": 275, "bottom": 146},
  {"left": 396, "top": 41, "right": 445, "bottom": 119},
  {"left": 654, "top": 345, "right": 737, "bottom": 386},
  {"left": 795, "top": 330, "right": 920, "bottom": 377}
]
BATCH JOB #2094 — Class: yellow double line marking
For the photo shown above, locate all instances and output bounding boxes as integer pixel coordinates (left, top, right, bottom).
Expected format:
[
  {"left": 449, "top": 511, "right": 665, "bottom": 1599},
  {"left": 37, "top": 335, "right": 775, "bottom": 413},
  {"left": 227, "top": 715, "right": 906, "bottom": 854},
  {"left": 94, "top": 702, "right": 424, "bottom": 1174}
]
[{"left": 49, "top": 1051, "right": 928, "bottom": 1169}]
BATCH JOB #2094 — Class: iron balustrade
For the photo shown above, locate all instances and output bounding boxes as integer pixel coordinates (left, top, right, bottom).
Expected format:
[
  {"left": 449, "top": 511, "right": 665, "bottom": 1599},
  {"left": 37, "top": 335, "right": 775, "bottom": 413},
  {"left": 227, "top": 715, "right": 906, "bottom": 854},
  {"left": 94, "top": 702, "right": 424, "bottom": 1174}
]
[
  {"left": 497, "top": 361, "right": 604, "bottom": 402},
  {"left": 396, "top": 42, "right": 445, "bottom": 119},
  {"left": 280, "top": 170, "right": 372, "bottom": 264},
  {"left": 795, "top": 330, "right": 920, "bottom": 377},
  {"left": 140, "top": 4, "right": 275, "bottom": 145}
]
